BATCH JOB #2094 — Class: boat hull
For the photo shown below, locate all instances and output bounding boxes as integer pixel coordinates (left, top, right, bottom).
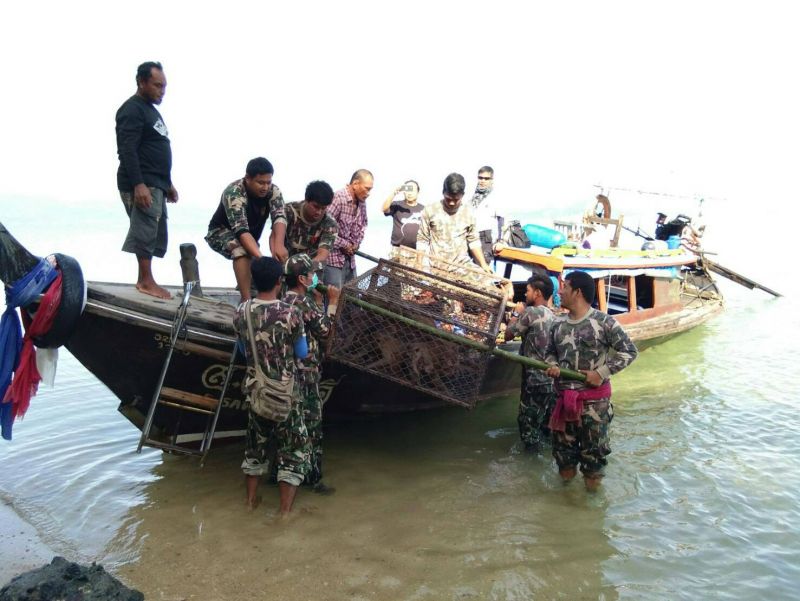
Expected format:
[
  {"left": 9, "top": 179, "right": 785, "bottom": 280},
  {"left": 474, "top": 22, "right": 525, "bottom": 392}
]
[
  {"left": 66, "top": 296, "right": 520, "bottom": 441},
  {"left": 65, "top": 277, "right": 722, "bottom": 441}
]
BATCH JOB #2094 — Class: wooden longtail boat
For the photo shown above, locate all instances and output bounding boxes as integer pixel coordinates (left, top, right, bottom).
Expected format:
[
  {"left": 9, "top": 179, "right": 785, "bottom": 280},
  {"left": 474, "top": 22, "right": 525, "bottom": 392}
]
[
  {"left": 0, "top": 214, "right": 724, "bottom": 449},
  {"left": 495, "top": 244, "right": 724, "bottom": 351}
]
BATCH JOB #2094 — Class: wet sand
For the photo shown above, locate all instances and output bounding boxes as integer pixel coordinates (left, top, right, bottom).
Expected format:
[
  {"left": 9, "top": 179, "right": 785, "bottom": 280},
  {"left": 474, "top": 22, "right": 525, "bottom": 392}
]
[{"left": 0, "top": 500, "right": 56, "bottom": 585}]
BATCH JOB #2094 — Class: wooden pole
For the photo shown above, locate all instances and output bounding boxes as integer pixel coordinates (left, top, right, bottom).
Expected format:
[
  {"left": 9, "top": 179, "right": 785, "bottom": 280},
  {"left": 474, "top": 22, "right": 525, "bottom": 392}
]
[
  {"left": 704, "top": 259, "right": 781, "bottom": 297},
  {"left": 597, "top": 277, "right": 607, "bottom": 313},
  {"left": 179, "top": 243, "right": 204, "bottom": 297}
]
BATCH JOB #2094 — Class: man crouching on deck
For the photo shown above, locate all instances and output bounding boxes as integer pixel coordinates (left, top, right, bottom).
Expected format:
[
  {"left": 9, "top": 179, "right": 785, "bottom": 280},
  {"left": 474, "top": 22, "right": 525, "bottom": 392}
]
[
  {"left": 233, "top": 257, "right": 310, "bottom": 515},
  {"left": 545, "top": 271, "right": 638, "bottom": 491},
  {"left": 206, "top": 157, "right": 289, "bottom": 302}
]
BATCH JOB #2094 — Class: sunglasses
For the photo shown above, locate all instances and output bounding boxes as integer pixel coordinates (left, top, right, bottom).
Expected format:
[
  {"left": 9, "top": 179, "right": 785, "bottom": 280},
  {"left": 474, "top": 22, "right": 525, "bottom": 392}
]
[{"left": 477, "top": 176, "right": 493, "bottom": 181}]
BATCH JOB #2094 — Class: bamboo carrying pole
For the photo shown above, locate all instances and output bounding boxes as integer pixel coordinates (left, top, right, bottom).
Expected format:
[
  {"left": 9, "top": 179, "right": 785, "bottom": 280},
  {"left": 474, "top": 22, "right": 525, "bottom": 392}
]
[{"left": 338, "top": 293, "right": 586, "bottom": 383}]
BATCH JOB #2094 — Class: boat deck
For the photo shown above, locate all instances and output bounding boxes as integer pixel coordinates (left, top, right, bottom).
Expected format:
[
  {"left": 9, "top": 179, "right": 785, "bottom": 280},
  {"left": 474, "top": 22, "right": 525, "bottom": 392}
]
[
  {"left": 497, "top": 246, "right": 700, "bottom": 272},
  {"left": 88, "top": 282, "right": 238, "bottom": 335}
]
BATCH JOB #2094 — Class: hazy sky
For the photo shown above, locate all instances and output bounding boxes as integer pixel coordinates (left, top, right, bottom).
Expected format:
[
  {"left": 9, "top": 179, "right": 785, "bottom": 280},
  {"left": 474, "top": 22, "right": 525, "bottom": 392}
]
[{"left": 1, "top": 0, "right": 796, "bottom": 284}]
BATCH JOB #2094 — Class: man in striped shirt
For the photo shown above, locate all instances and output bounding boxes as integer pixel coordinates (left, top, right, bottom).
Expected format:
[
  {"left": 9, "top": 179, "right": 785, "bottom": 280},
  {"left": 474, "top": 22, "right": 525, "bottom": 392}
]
[{"left": 323, "top": 169, "right": 374, "bottom": 287}]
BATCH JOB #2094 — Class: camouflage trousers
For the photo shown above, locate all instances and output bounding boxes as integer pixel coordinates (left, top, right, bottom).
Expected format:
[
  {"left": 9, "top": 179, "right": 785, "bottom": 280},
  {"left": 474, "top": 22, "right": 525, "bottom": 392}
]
[
  {"left": 300, "top": 370, "right": 325, "bottom": 485},
  {"left": 241, "top": 396, "right": 310, "bottom": 486},
  {"left": 518, "top": 371, "right": 556, "bottom": 448},
  {"left": 205, "top": 226, "right": 249, "bottom": 260},
  {"left": 552, "top": 398, "right": 613, "bottom": 477}
]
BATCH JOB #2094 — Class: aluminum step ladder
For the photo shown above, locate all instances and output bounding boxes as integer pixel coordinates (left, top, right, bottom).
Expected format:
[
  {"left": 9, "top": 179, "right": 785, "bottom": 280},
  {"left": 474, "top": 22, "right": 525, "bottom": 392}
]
[{"left": 136, "top": 281, "right": 237, "bottom": 464}]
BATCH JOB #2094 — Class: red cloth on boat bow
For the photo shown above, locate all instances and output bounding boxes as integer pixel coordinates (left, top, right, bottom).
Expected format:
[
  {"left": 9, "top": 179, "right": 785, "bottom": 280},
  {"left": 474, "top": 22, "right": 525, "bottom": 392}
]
[
  {"left": 548, "top": 381, "right": 612, "bottom": 433},
  {"left": 3, "top": 273, "right": 62, "bottom": 420}
]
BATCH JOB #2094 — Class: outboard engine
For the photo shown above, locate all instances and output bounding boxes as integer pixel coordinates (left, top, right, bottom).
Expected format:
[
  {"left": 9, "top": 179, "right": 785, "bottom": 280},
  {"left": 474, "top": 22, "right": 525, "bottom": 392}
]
[{"left": 655, "top": 213, "right": 692, "bottom": 241}]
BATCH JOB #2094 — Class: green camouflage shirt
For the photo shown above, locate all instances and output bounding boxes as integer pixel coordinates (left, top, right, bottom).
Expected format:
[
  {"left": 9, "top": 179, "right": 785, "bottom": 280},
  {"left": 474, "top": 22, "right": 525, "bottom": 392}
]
[
  {"left": 211, "top": 178, "right": 286, "bottom": 242},
  {"left": 507, "top": 304, "right": 555, "bottom": 385},
  {"left": 545, "top": 308, "right": 638, "bottom": 391},
  {"left": 233, "top": 299, "right": 305, "bottom": 383},
  {"left": 417, "top": 200, "right": 481, "bottom": 265},
  {"left": 282, "top": 289, "right": 332, "bottom": 370},
  {"left": 284, "top": 201, "right": 338, "bottom": 260}
]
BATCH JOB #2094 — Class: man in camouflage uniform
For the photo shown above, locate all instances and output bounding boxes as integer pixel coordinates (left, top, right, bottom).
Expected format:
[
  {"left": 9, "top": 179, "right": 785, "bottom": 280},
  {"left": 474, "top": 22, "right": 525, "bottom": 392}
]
[
  {"left": 282, "top": 254, "right": 340, "bottom": 493},
  {"left": 206, "top": 157, "right": 288, "bottom": 301},
  {"left": 283, "top": 180, "right": 338, "bottom": 267},
  {"left": 545, "top": 270, "right": 638, "bottom": 491},
  {"left": 416, "top": 172, "right": 493, "bottom": 272},
  {"left": 233, "top": 257, "right": 309, "bottom": 515},
  {"left": 504, "top": 274, "right": 556, "bottom": 451}
]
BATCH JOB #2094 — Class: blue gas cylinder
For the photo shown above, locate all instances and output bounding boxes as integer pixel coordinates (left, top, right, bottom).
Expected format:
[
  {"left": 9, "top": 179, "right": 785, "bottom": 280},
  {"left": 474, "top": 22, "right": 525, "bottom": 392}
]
[{"left": 523, "top": 224, "right": 567, "bottom": 249}]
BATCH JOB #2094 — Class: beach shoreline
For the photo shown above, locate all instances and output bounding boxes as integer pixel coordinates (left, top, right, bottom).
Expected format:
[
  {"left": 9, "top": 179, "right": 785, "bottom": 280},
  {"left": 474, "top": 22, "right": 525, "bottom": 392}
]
[{"left": 0, "top": 499, "right": 56, "bottom": 586}]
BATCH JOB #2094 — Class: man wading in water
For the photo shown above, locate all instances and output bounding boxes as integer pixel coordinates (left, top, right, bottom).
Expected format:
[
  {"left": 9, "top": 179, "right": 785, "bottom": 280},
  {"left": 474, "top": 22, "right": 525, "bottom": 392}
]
[
  {"left": 233, "top": 257, "right": 310, "bottom": 516},
  {"left": 545, "top": 271, "right": 638, "bottom": 491},
  {"left": 505, "top": 274, "right": 557, "bottom": 451}
]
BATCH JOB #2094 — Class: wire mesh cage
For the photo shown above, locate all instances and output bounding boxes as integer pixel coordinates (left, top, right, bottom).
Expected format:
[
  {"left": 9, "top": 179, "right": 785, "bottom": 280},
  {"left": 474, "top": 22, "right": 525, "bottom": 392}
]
[{"left": 328, "top": 248, "right": 510, "bottom": 408}]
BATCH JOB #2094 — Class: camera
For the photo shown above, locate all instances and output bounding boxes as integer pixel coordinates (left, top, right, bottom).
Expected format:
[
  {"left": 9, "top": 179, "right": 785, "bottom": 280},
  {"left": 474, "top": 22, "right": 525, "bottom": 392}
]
[{"left": 400, "top": 184, "right": 414, "bottom": 193}]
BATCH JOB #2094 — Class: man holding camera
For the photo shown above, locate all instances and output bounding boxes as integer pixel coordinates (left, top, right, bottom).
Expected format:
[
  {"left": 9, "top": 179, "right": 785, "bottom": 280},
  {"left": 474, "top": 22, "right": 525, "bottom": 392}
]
[{"left": 382, "top": 180, "right": 424, "bottom": 250}]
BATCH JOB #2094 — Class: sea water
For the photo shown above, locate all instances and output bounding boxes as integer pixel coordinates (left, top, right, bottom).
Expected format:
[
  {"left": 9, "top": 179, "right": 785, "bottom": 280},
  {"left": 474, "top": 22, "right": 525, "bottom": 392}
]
[{"left": 1, "top": 198, "right": 798, "bottom": 600}]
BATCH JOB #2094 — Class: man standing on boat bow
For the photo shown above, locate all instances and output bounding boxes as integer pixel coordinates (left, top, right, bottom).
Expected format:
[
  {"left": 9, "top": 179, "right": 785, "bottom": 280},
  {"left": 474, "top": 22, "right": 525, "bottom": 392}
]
[
  {"left": 545, "top": 271, "right": 638, "bottom": 491},
  {"left": 115, "top": 61, "right": 179, "bottom": 300}
]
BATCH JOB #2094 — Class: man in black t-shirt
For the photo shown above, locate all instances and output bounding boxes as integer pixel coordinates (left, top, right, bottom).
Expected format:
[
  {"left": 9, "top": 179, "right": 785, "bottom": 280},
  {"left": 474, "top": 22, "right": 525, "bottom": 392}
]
[
  {"left": 115, "top": 61, "right": 178, "bottom": 299},
  {"left": 381, "top": 180, "right": 424, "bottom": 250},
  {"left": 205, "top": 157, "right": 288, "bottom": 301}
]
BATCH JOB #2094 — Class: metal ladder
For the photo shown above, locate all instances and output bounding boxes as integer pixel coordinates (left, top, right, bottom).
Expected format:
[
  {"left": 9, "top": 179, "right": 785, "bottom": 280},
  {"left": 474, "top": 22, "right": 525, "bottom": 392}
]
[{"left": 136, "top": 281, "right": 237, "bottom": 464}]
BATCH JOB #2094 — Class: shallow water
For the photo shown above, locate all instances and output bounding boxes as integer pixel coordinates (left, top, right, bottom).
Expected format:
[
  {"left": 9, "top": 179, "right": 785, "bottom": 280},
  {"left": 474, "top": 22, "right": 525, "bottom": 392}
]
[
  {"left": 2, "top": 201, "right": 799, "bottom": 599},
  {"left": 2, "top": 282, "right": 799, "bottom": 600}
]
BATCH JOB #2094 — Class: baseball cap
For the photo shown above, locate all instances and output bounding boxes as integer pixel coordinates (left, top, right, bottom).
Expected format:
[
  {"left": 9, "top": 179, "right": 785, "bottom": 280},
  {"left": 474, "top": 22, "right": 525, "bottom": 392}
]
[{"left": 284, "top": 253, "right": 314, "bottom": 276}]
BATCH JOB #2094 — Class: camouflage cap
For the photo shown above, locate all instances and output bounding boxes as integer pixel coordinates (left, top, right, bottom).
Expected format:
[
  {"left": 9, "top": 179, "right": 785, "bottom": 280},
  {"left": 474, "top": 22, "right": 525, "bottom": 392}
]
[{"left": 284, "top": 253, "right": 314, "bottom": 276}]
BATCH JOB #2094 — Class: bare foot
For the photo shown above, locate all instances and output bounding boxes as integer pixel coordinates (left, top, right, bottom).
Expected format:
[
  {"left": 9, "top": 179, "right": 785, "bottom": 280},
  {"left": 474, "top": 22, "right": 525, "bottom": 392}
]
[
  {"left": 277, "top": 510, "right": 293, "bottom": 522},
  {"left": 246, "top": 495, "right": 262, "bottom": 511},
  {"left": 136, "top": 282, "right": 172, "bottom": 299},
  {"left": 559, "top": 467, "right": 577, "bottom": 483},
  {"left": 584, "top": 475, "right": 603, "bottom": 492}
]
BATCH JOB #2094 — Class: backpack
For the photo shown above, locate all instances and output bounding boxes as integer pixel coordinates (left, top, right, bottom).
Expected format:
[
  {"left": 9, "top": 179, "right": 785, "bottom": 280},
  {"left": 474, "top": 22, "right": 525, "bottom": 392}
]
[
  {"left": 244, "top": 300, "right": 295, "bottom": 422},
  {"left": 504, "top": 220, "right": 530, "bottom": 248}
]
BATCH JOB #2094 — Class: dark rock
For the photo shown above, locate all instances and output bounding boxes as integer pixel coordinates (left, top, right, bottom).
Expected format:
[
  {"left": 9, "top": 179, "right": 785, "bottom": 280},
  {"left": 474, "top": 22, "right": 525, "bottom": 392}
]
[{"left": 0, "top": 556, "right": 144, "bottom": 601}]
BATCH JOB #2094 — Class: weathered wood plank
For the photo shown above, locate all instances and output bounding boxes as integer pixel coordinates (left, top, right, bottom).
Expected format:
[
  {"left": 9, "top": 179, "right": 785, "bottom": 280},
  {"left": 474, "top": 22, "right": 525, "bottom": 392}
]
[{"left": 160, "top": 386, "right": 219, "bottom": 411}]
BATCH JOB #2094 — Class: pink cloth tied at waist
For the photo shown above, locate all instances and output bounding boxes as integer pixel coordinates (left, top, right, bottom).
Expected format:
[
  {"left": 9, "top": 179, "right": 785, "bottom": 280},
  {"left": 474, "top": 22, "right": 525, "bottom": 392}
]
[{"left": 548, "top": 381, "right": 612, "bottom": 433}]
